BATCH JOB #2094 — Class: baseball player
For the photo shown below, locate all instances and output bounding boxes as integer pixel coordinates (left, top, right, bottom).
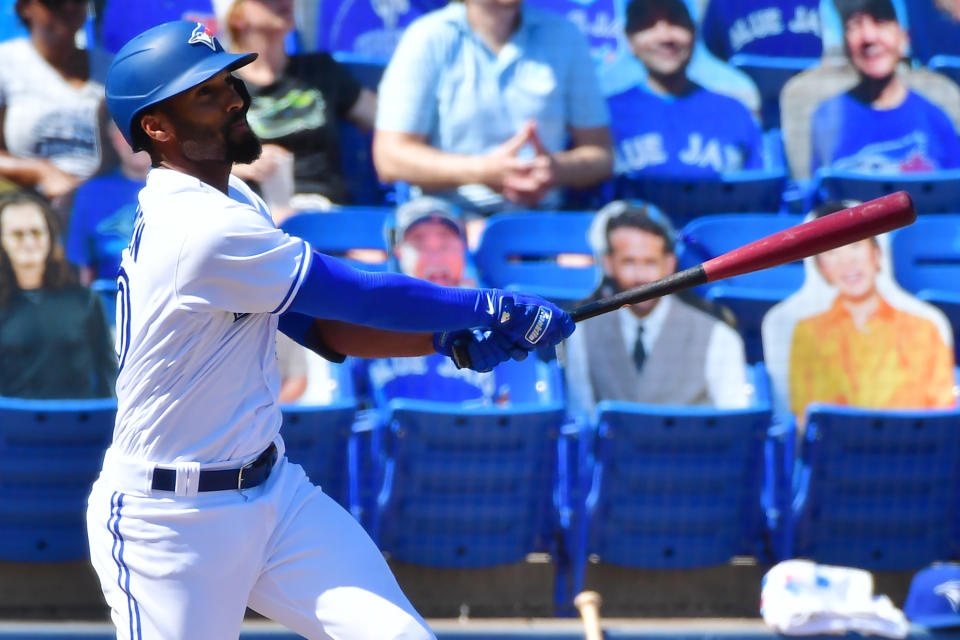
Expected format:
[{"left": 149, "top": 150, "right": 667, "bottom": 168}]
[{"left": 85, "top": 21, "right": 574, "bottom": 640}]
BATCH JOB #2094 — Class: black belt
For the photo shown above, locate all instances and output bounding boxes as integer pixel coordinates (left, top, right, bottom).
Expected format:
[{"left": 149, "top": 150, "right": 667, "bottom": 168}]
[{"left": 151, "top": 443, "right": 278, "bottom": 492}]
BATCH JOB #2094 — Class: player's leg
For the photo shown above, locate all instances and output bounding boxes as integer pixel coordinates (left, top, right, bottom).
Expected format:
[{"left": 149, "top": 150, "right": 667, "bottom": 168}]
[
  {"left": 86, "top": 478, "right": 265, "bottom": 640},
  {"left": 248, "top": 460, "right": 435, "bottom": 640}
]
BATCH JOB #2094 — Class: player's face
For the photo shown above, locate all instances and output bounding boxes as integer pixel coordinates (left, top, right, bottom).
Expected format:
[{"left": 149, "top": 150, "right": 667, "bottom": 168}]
[
  {"left": 628, "top": 16, "right": 693, "bottom": 78},
  {"left": 844, "top": 13, "right": 906, "bottom": 79},
  {"left": 603, "top": 227, "right": 676, "bottom": 317},
  {"left": 0, "top": 203, "right": 51, "bottom": 275},
  {"left": 815, "top": 239, "right": 881, "bottom": 302},
  {"left": 396, "top": 219, "right": 466, "bottom": 287},
  {"left": 161, "top": 70, "right": 262, "bottom": 165}
]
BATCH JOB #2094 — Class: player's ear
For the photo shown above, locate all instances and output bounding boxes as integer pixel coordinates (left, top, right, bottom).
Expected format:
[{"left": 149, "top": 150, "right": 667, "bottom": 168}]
[{"left": 140, "top": 112, "right": 174, "bottom": 144}]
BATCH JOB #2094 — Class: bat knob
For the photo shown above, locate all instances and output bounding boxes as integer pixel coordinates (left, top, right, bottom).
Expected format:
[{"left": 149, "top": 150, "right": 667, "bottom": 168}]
[
  {"left": 451, "top": 341, "right": 472, "bottom": 369},
  {"left": 574, "top": 590, "right": 602, "bottom": 611}
]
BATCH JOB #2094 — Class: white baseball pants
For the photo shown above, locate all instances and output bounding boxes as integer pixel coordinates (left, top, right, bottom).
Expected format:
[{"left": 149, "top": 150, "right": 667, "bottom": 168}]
[{"left": 86, "top": 444, "right": 434, "bottom": 640}]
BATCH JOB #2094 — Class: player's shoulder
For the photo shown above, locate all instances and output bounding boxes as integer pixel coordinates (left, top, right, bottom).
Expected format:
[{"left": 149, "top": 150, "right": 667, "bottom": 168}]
[
  {"left": 0, "top": 37, "right": 31, "bottom": 58},
  {"left": 139, "top": 170, "right": 272, "bottom": 244}
]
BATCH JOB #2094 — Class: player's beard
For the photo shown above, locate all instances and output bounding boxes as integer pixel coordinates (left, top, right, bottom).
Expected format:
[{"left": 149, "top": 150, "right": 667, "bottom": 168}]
[
  {"left": 223, "top": 113, "right": 262, "bottom": 165},
  {"left": 175, "top": 111, "right": 262, "bottom": 165}
]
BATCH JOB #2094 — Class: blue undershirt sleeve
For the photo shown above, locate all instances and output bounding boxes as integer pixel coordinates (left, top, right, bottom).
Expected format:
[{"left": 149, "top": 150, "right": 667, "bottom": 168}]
[{"left": 287, "top": 251, "right": 493, "bottom": 332}]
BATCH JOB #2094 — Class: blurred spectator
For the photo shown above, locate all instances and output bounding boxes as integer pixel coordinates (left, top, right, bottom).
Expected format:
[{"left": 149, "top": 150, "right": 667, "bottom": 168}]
[
  {"left": 276, "top": 332, "right": 307, "bottom": 404},
  {"left": 0, "top": 0, "right": 114, "bottom": 207},
  {"left": 372, "top": 0, "right": 613, "bottom": 221},
  {"left": 702, "top": 0, "right": 822, "bottom": 61},
  {"left": 225, "top": 0, "right": 378, "bottom": 215},
  {"left": 810, "top": 0, "right": 960, "bottom": 174},
  {"left": 312, "top": 0, "right": 444, "bottom": 59},
  {"left": 355, "top": 196, "right": 536, "bottom": 406},
  {"left": 0, "top": 191, "right": 117, "bottom": 398},
  {"left": 788, "top": 204, "right": 955, "bottom": 421},
  {"left": 66, "top": 122, "right": 149, "bottom": 286},
  {"left": 564, "top": 200, "right": 749, "bottom": 415},
  {"left": 607, "top": 0, "right": 764, "bottom": 179}
]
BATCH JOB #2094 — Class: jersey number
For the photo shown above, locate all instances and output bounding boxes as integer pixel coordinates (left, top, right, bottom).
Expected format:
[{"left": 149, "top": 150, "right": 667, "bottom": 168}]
[{"left": 116, "top": 267, "right": 131, "bottom": 371}]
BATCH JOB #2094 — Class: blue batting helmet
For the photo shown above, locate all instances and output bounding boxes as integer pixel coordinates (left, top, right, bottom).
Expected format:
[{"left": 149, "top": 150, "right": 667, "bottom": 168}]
[{"left": 106, "top": 21, "right": 258, "bottom": 150}]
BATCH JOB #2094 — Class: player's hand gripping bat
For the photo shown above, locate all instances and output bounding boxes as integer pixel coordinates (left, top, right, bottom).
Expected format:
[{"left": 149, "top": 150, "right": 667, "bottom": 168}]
[{"left": 452, "top": 191, "right": 917, "bottom": 368}]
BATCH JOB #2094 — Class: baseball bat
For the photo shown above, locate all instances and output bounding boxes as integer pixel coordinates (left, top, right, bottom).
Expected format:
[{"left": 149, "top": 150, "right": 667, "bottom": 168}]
[
  {"left": 572, "top": 190, "right": 915, "bottom": 322},
  {"left": 574, "top": 590, "right": 604, "bottom": 640},
  {"left": 452, "top": 191, "right": 916, "bottom": 368}
]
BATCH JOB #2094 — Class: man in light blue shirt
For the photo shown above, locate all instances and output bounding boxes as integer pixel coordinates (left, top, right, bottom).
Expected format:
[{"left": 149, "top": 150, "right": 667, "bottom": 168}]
[{"left": 373, "top": 0, "right": 613, "bottom": 219}]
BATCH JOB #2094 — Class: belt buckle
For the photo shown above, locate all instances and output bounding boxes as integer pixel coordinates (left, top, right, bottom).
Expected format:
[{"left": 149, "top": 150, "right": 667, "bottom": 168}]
[{"left": 237, "top": 457, "right": 258, "bottom": 490}]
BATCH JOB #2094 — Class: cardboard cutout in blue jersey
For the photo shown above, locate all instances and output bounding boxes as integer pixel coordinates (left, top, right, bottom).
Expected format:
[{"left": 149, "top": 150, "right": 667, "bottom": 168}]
[
  {"left": 811, "top": 91, "right": 960, "bottom": 174},
  {"left": 608, "top": 85, "right": 764, "bottom": 178},
  {"left": 702, "top": 0, "right": 822, "bottom": 60}
]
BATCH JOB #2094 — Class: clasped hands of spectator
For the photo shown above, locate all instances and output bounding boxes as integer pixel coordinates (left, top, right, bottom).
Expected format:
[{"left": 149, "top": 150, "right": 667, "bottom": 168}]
[{"left": 482, "top": 120, "right": 557, "bottom": 207}]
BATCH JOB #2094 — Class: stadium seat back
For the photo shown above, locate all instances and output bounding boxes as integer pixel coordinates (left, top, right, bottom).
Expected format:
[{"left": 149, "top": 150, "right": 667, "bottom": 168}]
[
  {"left": 280, "top": 207, "right": 392, "bottom": 271},
  {"left": 794, "top": 405, "right": 960, "bottom": 570},
  {"left": 0, "top": 397, "right": 116, "bottom": 561},
  {"left": 614, "top": 171, "right": 787, "bottom": 225},
  {"left": 473, "top": 212, "right": 600, "bottom": 304},
  {"left": 816, "top": 169, "right": 960, "bottom": 214},
  {"left": 576, "top": 402, "right": 772, "bottom": 573},
  {"left": 678, "top": 214, "right": 805, "bottom": 362},
  {"left": 372, "top": 399, "right": 565, "bottom": 568}
]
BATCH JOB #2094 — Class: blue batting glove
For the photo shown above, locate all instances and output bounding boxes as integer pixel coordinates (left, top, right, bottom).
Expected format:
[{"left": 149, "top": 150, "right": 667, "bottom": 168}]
[
  {"left": 434, "top": 328, "right": 517, "bottom": 373},
  {"left": 479, "top": 291, "right": 576, "bottom": 351}
]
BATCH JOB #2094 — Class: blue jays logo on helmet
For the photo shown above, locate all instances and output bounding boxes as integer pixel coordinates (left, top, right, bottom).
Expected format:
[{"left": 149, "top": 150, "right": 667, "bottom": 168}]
[
  {"left": 105, "top": 20, "right": 258, "bottom": 151},
  {"left": 188, "top": 23, "right": 218, "bottom": 51}
]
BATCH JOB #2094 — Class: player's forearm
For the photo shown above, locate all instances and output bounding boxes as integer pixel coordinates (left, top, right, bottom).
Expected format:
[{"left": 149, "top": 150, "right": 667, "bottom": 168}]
[
  {"left": 551, "top": 144, "right": 613, "bottom": 188},
  {"left": 313, "top": 319, "right": 435, "bottom": 358},
  {"left": 372, "top": 131, "right": 488, "bottom": 189},
  {"left": 288, "top": 251, "right": 496, "bottom": 332}
]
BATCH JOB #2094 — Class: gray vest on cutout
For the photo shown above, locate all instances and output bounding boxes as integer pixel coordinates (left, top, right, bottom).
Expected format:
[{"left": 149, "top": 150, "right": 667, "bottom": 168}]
[{"left": 582, "top": 298, "right": 715, "bottom": 406}]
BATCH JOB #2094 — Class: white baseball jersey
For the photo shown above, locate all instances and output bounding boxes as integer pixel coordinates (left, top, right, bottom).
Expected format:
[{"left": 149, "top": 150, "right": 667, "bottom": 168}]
[{"left": 112, "top": 168, "right": 312, "bottom": 464}]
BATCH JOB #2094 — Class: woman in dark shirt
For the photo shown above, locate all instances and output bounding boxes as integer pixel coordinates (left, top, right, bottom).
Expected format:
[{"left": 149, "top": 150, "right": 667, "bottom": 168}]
[{"left": 0, "top": 191, "right": 116, "bottom": 398}]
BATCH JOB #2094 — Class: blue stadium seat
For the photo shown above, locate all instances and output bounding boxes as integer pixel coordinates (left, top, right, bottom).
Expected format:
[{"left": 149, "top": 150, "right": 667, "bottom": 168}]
[
  {"left": 678, "top": 214, "right": 805, "bottom": 363},
  {"left": 567, "top": 402, "right": 776, "bottom": 599},
  {"left": 368, "top": 398, "right": 567, "bottom": 574},
  {"left": 0, "top": 397, "right": 116, "bottom": 562},
  {"left": 0, "top": 0, "right": 26, "bottom": 42},
  {"left": 929, "top": 55, "right": 960, "bottom": 87},
  {"left": 280, "top": 207, "right": 392, "bottom": 271},
  {"left": 280, "top": 362, "right": 357, "bottom": 509},
  {"left": 891, "top": 215, "right": 960, "bottom": 361},
  {"left": 473, "top": 212, "right": 601, "bottom": 305},
  {"left": 96, "top": 0, "right": 217, "bottom": 53},
  {"left": 815, "top": 169, "right": 960, "bottom": 214},
  {"left": 614, "top": 170, "right": 787, "bottom": 226},
  {"left": 793, "top": 405, "right": 960, "bottom": 570},
  {"left": 729, "top": 54, "right": 819, "bottom": 130}
]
